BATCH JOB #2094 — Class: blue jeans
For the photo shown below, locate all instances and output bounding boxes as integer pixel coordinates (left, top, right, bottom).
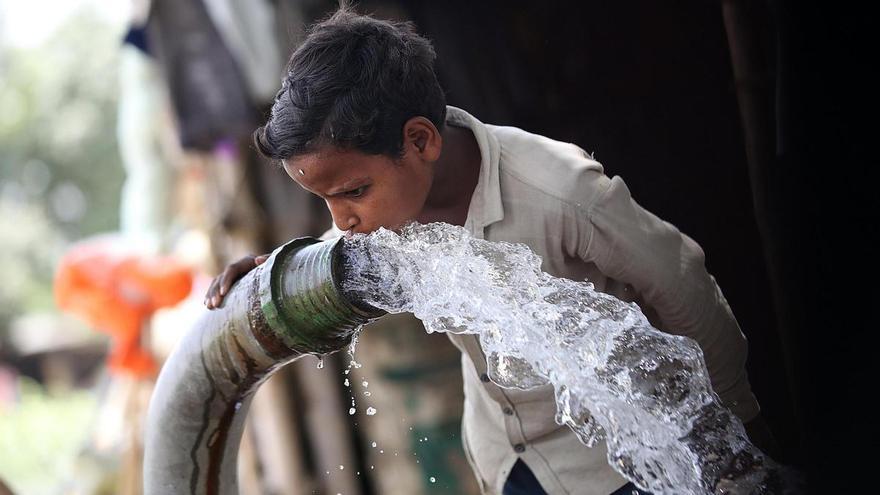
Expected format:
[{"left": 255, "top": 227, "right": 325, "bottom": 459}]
[
  {"left": 503, "top": 459, "right": 547, "bottom": 495},
  {"left": 503, "top": 459, "right": 653, "bottom": 495},
  {"left": 609, "top": 481, "right": 653, "bottom": 495}
]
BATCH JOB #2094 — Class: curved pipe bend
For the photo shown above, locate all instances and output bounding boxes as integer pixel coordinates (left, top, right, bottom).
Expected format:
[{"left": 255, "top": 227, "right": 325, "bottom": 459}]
[{"left": 143, "top": 237, "right": 382, "bottom": 495}]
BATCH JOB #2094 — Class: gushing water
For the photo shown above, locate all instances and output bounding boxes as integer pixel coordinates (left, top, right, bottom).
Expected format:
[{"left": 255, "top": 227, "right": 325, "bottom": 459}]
[{"left": 341, "top": 223, "right": 800, "bottom": 495}]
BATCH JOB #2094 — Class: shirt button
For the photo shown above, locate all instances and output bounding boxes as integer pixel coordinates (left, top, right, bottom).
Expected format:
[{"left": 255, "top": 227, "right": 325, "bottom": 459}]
[
  {"left": 503, "top": 407, "right": 514, "bottom": 416},
  {"left": 514, "top": 443, "right": 526, "bottom": 453},
  {"left": 480, "top": 373, "right": 490, "bottom": 383}
]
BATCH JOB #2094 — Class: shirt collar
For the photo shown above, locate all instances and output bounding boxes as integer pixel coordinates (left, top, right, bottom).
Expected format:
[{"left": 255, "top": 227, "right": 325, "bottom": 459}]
[{"left": 445, "top": 105, "right": 504, "bottom": 239}]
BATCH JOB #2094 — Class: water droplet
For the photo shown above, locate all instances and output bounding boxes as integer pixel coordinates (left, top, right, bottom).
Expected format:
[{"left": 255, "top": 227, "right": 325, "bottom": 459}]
[
  {"left": 366, "top": 407, "right": 377, "bottom": 415},
  {"left": 371, "top": 441, "right": 377, "bottom": 448},
  {"left": 339, "top": 465, "right": 344, "bottom": 470},
  {"left": 362, "top": 380, "right": 369, "bottom": 387},
  {"left": 349, "top": 407, "right": 356, "bottom": 415},
  {"left": 430, "top": 477, "right": 436, "bottom": 483},
  {"left": 316, "top": 358, "right": 324, "bottom": 369},
  {"left": 348, "top": 334, "right": 359, "bottom": 355},
  {"left": 344, "top": 378, "right": 350, "bottom": 387},
  {"left": 363, "top": 391, "right": 371, "bottom": 397}
]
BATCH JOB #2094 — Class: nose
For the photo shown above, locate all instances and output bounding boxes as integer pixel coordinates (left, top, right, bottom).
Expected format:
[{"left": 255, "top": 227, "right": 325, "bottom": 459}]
[
  {"left": 333, "top": 216, "right": 358, "bottom": 233},
  {"left": 328, "top": 203, "right": 358, "bottom": 233}
]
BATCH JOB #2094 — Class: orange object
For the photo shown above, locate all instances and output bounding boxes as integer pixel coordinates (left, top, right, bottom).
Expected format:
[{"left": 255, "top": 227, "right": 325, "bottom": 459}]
[{"left": 54, "top": 237, "right": 193, "bottom": 377}]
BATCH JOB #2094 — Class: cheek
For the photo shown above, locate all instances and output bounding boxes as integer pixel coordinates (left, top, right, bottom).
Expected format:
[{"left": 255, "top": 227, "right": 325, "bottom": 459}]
[
  {"left": 390, "top": 176, "right": 429, "bottom": 214},
  {"left": 357, "top": 185, "right": 423, "bottom": 229},
  {"left": 392, "top": 165, "right": 432, "bottom": 204},
  {"left": 370, "top": 189, "right": 416, "bottom": 218}
]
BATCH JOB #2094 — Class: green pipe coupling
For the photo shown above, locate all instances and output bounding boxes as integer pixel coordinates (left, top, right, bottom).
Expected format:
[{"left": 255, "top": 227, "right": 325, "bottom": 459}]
[{"left": 259, "top": 236, "right": 385, "bottom": 355}]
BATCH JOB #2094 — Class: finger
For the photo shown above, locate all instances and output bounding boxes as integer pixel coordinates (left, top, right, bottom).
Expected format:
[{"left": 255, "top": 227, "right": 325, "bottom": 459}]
[
  {"left": 219, "top": 264, "right": 242, "bottom": 297},
  {"left": 254, "top": 254, "right": 270, "bottom": 265},
  {"left": 218, "top": 269, "right": 231, "bottom": 297},
  {"left": 205, "top": 277, "right": 220, "bottom": 308},
  {"left": 221, "top": 255, "right": 262, "bottom": 295},
  {"left": 211, "top": 289, "right": 222, "bottom": 308},
  {"left": 238, "top": 254, "right": 260, "bottom": 269},
  {"left": 209, "top": 283, "right": 221, "bottom": 308},
  {"left": 206, "top": 274, "right": 221, "bottom": 298}
]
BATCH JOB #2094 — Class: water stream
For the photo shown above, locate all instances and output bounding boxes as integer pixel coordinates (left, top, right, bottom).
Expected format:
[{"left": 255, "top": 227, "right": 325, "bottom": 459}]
[{"left": 341, "top": 222, "right": 800, "bottom": 494}]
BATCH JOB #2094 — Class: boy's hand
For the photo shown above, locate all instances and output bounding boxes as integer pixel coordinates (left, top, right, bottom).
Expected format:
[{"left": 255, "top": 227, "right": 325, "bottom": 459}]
[{"left": 204, "top": 254, "right": 269, "bottom": 309}]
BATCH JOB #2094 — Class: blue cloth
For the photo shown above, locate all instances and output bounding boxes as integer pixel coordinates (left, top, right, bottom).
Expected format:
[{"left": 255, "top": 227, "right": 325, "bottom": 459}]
[
  {"left": 609, "top": 482, "right": 654, "bottom": 495},
  {"left": 503, "top": 458, "right": 654, "bottom": 495},
  {"left": 503, "top": 459, "right": 548, "bottom": 495},
  {"left": 122, "top": 25, "right": 150, "bottom": 54}
]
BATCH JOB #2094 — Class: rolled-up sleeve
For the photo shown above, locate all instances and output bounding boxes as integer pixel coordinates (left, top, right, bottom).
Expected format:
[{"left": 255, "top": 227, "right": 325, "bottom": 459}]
[{"left": 577, "top": 174, "right": 761, "bottom": 422}]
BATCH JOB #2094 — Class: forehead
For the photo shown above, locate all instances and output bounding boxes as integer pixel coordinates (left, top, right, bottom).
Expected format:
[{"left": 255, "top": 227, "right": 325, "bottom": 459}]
[{"left": 283, "top": 148, "right": 381, "bottom": 188}]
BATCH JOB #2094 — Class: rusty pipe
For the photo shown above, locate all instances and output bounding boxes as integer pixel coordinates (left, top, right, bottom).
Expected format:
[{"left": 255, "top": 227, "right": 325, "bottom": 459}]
[{"left": 143, "top": 237, "right": 383, "bottom": 494}]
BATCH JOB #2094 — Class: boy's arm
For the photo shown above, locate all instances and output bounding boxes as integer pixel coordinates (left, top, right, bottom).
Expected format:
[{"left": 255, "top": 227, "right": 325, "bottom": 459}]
[{"left": 574, "top": 173, "right": 761, "bottom": 424}]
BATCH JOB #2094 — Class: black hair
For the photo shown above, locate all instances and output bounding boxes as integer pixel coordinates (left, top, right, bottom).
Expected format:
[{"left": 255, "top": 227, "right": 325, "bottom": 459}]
[{"left": 254, "top": 7, "right": 446, "bottom": 161}]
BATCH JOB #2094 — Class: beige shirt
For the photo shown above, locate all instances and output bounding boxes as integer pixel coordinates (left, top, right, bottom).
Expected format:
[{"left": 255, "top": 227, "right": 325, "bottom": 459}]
[
  {"left": 324, "top": 106, "right": 761, "bottom": 494},
  {"left": 441, "top": 106, "right": 760, "bottom": 495}
]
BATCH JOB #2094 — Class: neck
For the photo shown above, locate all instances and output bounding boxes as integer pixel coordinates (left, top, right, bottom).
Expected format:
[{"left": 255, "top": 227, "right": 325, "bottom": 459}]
[{"left": 418, "top": 125, "right": 482, "bottom": 226}]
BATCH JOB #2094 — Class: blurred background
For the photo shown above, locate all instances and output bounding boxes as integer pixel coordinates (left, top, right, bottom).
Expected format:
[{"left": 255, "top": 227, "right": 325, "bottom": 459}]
[{"left": 0, "top": 0, "right": 870, "bottom": 494}]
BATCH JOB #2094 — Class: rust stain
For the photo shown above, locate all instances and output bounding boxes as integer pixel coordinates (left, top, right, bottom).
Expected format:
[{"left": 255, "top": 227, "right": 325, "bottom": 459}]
[
  {"left": 204, "top": 332, "right": 263, "bottom": 494},
  {"left": 246, "top": 268, "right": 296, "bottom": 360},
  {"left": 190, "top": 346, "right": 217, "bottom": 494}
]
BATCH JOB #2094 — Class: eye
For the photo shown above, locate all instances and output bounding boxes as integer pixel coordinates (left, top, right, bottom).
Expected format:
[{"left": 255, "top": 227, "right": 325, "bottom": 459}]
[{"left": 343, "top": 185, "right": 368, "bottom": 198}]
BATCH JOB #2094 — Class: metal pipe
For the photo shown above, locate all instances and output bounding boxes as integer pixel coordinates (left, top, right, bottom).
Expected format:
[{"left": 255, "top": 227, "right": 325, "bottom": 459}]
[{"left": 143, "top": 237, "right": 383, "bottom": 494}]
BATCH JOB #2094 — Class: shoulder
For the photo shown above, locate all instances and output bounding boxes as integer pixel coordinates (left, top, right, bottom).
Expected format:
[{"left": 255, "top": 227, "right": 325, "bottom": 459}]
[{"left": 488, "top": 124, "right": 607, "bottom": 208}]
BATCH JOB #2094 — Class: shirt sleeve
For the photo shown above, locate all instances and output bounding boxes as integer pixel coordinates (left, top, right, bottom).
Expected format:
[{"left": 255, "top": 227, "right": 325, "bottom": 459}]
[{"left": 577, "top": 173, "right": 761, "bottom": 423}]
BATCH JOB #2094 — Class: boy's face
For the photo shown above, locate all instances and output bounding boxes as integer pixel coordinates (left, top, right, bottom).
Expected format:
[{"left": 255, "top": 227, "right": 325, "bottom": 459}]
[{"left": 282, "top": 145, "right": 434, "bottom": 235}]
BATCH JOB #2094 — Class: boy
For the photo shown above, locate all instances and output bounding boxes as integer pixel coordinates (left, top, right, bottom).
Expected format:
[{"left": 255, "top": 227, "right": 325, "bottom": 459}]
[{"left": 205, "top": 8, "right": 778, "bottom": 495}]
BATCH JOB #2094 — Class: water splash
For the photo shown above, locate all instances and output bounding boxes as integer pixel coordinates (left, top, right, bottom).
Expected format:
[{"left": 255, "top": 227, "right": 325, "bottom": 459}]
[{"left": 341, "top": 223, "right": 801, "bottom": 494}]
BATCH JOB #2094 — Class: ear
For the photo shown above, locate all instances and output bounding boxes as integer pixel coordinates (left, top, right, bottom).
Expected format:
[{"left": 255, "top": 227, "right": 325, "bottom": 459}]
[{"left": 402, "top": 116, "right": 442, "bottom": 162}]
